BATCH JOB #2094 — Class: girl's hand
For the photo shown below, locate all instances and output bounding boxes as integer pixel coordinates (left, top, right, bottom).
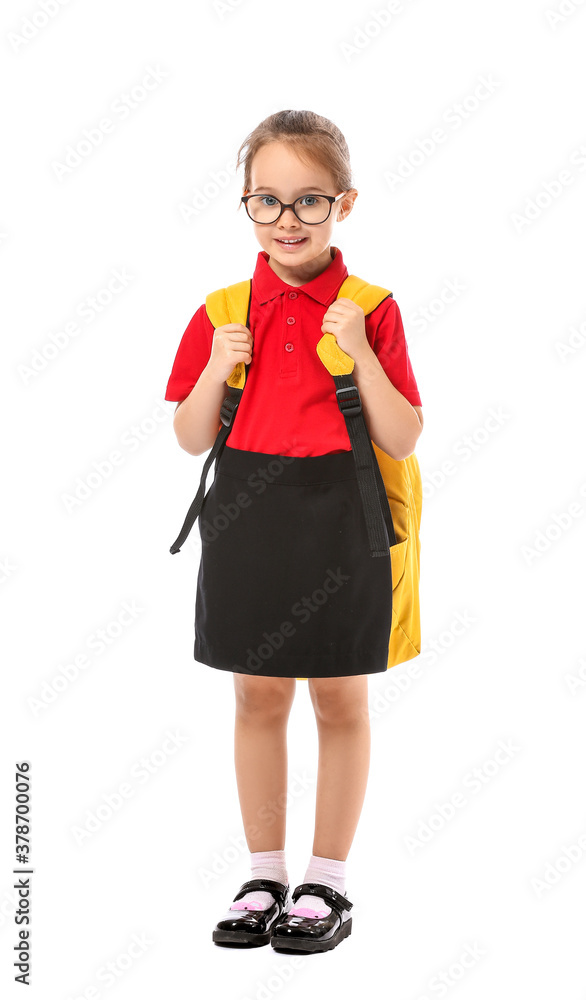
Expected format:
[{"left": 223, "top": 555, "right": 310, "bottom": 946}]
[
  {"left": 207, "top": 324, "right": 253, "bottom": 383},
  {"left": 320, "top": 298, "right": 370, "bottom": 361}
]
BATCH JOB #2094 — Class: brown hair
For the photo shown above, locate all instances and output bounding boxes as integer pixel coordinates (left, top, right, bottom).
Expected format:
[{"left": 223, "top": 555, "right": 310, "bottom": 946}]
[{"left": 235, "top": 109, "right": 353, "bottom": 210}]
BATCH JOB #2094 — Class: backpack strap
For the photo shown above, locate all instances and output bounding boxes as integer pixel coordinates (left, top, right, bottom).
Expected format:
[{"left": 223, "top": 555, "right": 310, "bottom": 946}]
[
  {"left": 206, "top": 279, "right": 252, "bottom": 390},
  {"left": 337, "top": 274, "right": 392, "bottom": 314},
  {"left": 317, "top": 333, "right": 396, "bottom": 556},
  {"left": 169, "top": 281, "right": 252, "bottom": 554},
  {"left": 316, "top": 276, "right": 397, "bottom": 556}
]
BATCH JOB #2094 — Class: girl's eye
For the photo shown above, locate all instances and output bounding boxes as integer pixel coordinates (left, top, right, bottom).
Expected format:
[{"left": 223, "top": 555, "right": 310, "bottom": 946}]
[
  {"left": 299, "top": 196, "right": 317, "bottom": 206},
  {"left": 260, "top": 196, "right": 278, "bottom": 206}
]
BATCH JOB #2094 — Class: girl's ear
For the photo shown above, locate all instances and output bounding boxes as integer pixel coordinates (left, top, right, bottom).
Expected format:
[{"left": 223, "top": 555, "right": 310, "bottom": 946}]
[{"left": 338, "top": 190, "right": 358, "bottom": 220}]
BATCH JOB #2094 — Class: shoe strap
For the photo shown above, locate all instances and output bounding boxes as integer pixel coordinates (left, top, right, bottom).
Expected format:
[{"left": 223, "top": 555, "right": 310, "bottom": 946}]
[
  {"left": 291, "top": 881, "right": 353, "bottom": 915},
  {"left": 232, "top": 878, "right": 289, "bottom": 906}
]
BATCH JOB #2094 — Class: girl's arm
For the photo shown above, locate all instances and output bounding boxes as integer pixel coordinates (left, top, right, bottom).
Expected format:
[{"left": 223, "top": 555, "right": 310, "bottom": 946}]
[
  {"left": 321, "top": 296, "right": 422, "bottom": 460},
  {"left": 171, "top": 322, "right": 253, "bottom": 456},
  {"left": 413, "top": 405, "right": 424, "bottom": 428},
  {"left": 352, "top": 346, "right": 423, "bottom": 461},
  {"left": 172, "top": 365, "right": 226, "bottom": 456}
]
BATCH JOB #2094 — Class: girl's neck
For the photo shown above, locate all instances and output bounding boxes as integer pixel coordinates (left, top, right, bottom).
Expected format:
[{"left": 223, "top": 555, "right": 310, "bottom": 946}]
[{"left": 266, "top": 245, "right": 335, "bottom": 287}]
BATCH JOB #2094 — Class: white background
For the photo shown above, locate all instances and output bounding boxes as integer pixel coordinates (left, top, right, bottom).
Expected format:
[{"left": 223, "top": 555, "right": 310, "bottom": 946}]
[{"left": 2, "top": 0, "right": 585, "bottom": 997}]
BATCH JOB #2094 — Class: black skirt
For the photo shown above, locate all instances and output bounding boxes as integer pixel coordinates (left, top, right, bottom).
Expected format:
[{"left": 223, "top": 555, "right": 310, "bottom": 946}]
[{"left": 193, "top": 444, "right": 392, "bottom": 678}]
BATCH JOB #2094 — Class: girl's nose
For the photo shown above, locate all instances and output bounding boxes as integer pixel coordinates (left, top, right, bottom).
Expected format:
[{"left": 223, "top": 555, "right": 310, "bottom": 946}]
[{"left": 279, "top": 207, "right": 298, "bottom": 225}]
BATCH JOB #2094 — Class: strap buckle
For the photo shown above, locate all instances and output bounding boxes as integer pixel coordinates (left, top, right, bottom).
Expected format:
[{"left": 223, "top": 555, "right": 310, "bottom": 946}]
[
  {"left": 219, "top": 393, "right": 239, "bottom": 427},
  {"left": 335, "top": 384, "right": 362, "bottom": 417}
]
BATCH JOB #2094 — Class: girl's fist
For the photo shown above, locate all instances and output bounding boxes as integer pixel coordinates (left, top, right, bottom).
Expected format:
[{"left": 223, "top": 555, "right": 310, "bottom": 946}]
[{"left": 208, "top": 324, "right": 254, "bottom": 383}]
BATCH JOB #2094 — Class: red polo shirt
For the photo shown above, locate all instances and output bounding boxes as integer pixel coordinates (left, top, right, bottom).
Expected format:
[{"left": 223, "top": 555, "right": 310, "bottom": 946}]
[{"left": 164, "top": 246, "right": 422, "bottom": 457}]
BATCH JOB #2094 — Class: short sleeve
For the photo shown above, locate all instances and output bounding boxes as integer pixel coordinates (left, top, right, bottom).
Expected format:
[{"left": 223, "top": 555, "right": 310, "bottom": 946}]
[
  {"left": 164, "top": 304, "right": 215, "bottom": 402},
  {"left": 367, "top": 297, "right": 421, "bottom": 407}
]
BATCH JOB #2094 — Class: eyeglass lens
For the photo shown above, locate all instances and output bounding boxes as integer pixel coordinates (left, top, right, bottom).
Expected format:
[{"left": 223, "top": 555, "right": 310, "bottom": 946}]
[{"left": 246, "top": 195, "right": 332, "bottom": 224}]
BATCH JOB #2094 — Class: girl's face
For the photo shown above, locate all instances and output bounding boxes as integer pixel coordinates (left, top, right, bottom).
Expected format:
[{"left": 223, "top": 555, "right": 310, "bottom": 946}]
[{"left": 244, "top": 141, "right": 357, "bottom": 274}]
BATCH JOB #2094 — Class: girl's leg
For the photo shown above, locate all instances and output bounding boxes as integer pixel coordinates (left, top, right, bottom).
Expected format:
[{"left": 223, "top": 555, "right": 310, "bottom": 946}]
[
  {"left": 285, "top": 675, "right": 370, "bottom": 918},
  {"left": 229, "top": 674, "right": 296, "bottom": 910},
  {"left": 307, "top": 674, "right": 371, "bottom": 860},
  {"left": 233, "top": 673, "right": 296, "bottom": 848},
  {"left": 233, "top": 673, "right": 297, "bottom": 851}
]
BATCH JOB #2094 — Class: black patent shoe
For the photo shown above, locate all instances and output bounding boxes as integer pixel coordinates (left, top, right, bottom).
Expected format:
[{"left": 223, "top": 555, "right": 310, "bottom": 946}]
[
  {"left": 212, "top": 878, "right": 291, "bottom": 947},
  {"left": 270, "top": 881, "right": 353, "bottom": 953}
]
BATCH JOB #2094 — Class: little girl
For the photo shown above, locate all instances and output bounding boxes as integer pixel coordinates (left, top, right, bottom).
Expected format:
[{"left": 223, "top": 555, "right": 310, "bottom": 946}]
[{"left": 165, "top": 110, "right": 423, "bottom": 953}]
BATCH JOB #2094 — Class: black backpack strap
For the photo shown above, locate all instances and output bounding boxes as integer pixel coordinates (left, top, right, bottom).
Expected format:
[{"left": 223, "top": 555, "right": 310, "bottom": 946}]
[
  {"left": 333, "top": 373, "right": 396, "bottom": 557},
  {"left": 169, "top": 285, "right": 252, "bottom": 555},
  {"left": 169, "top": 384, "right": 243, "bottom": 554}
]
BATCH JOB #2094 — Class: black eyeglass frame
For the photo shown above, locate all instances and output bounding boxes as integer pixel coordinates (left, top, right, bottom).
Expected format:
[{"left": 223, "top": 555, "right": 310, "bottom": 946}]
[{"left": 240, "top": 192, "right": 347, "bottom": 225}]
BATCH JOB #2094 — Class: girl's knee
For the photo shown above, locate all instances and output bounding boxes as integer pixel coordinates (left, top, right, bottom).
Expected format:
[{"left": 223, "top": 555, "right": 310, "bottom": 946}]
[
  {"left": 234, "top": 673, "right": 296, "bottom": 720},
  {"left": 308, "top": 675, "right": 369, "bottom": 725}
]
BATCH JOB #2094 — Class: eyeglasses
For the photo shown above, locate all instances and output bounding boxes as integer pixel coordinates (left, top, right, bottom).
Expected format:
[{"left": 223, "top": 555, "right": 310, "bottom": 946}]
[{"left": 241, "top": 192, "right": 346, "bottom": 225}]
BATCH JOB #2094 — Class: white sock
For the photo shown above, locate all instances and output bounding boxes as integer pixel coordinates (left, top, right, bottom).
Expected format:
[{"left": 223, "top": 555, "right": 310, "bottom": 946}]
[
  {"left": 289, "top": 854, "right": 347, "bottom": 918},
  {"left": 229, "top": 849, "right": 288, "bottom": 912}
]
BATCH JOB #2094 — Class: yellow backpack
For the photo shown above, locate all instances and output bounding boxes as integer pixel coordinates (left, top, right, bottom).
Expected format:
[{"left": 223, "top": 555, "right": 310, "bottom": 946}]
[{"left": 171, "top": 274, "right": 422, "bottom": 676}]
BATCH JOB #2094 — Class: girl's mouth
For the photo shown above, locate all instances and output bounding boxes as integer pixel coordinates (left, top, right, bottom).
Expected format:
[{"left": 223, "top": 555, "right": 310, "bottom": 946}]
[{"left": 274, "top": 237, "right": 308, "bottom": 251}]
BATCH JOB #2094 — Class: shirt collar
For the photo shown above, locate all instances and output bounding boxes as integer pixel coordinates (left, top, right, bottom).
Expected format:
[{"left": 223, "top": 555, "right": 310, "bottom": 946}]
[{"left": 252, "top": 245, "right": 348, "bottom": 306}]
